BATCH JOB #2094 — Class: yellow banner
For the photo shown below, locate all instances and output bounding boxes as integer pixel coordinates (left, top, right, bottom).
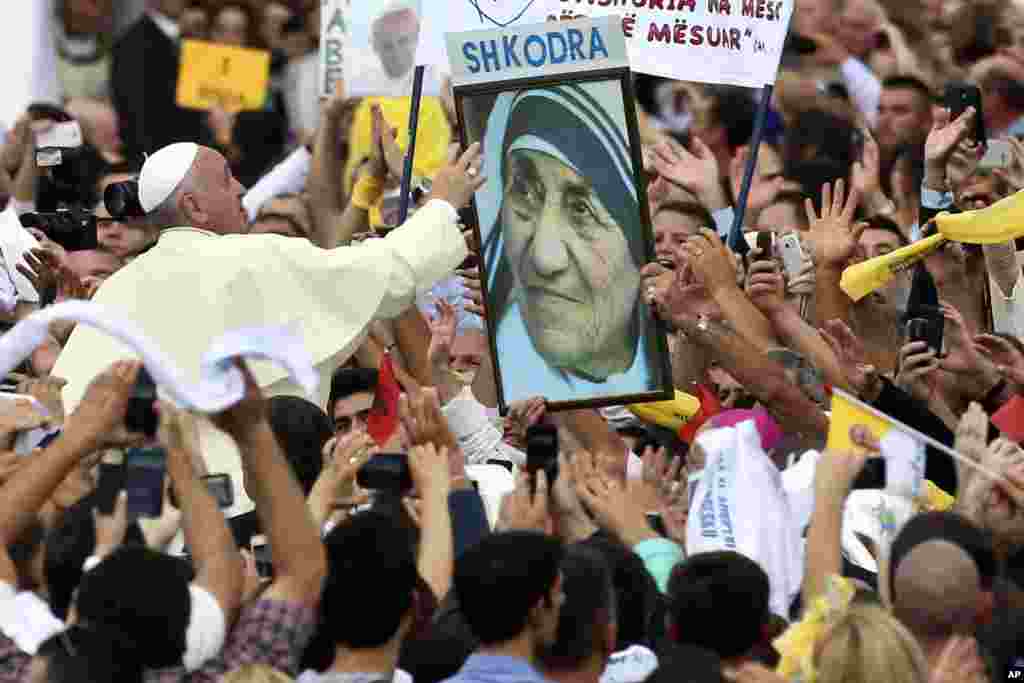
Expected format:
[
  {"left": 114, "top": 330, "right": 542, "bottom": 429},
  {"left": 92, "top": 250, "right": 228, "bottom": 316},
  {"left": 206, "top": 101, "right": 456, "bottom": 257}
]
[{"left": 176, "top": 40, "right": 271, "bottom": 112}]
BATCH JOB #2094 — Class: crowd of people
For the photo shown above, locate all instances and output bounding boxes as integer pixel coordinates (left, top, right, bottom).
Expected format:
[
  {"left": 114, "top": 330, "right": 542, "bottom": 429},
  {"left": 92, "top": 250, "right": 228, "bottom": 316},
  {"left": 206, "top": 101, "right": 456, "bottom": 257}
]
[{"left": 1, "top": 0, "right": 1024, "bottom": 682}]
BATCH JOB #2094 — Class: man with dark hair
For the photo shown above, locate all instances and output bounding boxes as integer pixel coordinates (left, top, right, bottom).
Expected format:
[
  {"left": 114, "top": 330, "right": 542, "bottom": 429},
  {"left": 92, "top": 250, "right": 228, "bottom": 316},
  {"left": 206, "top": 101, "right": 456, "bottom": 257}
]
[
  {"left": 327, "top": 367, "right": 379, "bottom": 437},
  {"left": 876, "top": 76, "right": 934, "bottom": 162},
  {"left": 758, "top": 192, "right": 810, "bottom": 233},
  {"left": 298, "top": 509, "right": 421, "bottom": 679},
  {"left": 972, "top": 57, "right": 1024, "bottom": 138},
  {"left": 444, "top": 532, "right": 565, "bottom": 683},
  {"left": 230, "top": 395, "right": 334, "bottom": 547},
  {"left": 666, "top": 552, "right": 771, "bottom": 664}
]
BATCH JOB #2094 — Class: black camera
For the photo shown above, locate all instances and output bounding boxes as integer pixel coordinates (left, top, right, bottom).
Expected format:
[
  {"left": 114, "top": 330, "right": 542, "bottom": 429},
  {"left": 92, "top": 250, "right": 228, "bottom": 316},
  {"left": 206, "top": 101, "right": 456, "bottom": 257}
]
[
  {"left": 905, "top": 315, "right": 944, "bottom": 356},
  {"left": 125, "top": 366, "right": 159, "bottom": 437},
  {"left": 20, "top": 179, "right": 146, "bottom": 253},
  {"left": 20, "top": 208, "right": 98, "bottom": 252},
  {"left": 357, "top": 453, "right": 413, "bottom": 495}
]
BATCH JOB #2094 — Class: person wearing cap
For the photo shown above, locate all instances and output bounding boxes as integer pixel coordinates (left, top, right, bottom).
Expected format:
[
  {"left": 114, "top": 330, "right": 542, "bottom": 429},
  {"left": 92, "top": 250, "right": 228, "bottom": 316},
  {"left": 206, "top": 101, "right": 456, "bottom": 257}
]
[{"left": 51, "top": 140, "right": 484, "bottom": 518}]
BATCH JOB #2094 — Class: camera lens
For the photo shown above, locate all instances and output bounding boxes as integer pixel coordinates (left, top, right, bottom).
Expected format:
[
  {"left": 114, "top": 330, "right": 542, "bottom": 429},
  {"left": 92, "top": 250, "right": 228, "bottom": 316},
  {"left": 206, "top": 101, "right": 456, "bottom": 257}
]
[{"left": 104, "top": 180, "right": 146, "bottom": 220}]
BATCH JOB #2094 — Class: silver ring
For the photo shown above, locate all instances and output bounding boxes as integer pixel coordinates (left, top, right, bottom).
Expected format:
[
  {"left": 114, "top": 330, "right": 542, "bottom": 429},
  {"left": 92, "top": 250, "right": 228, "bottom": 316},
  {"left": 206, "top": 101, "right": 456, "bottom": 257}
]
[{"left": 467, "top": 167, "right": 479, "bottom": 178}]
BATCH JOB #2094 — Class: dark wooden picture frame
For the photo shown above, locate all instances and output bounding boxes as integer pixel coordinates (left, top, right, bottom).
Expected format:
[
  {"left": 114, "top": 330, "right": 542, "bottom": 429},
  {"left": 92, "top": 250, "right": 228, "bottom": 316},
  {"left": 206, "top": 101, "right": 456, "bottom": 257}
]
[{"left": 453, "top": 67, "right": 673, "bottom": 415}]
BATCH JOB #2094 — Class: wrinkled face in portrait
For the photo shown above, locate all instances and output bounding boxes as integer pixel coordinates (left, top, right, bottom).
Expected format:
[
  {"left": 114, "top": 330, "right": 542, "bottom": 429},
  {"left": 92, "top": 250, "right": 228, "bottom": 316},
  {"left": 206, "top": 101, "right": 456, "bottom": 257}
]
[
  {"left": 371, "top": 9, "right": 419, "bottom": 79},
  {"left": 501, "top": 149, "right": 641, "bottom": 378}
]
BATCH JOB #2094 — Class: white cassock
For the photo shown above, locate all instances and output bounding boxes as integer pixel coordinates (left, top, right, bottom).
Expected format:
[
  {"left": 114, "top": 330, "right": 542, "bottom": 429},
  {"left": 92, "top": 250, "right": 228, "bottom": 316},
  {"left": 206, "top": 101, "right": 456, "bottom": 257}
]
[{"left": 52, "top": 200, "right": 466, "bottom": 517}]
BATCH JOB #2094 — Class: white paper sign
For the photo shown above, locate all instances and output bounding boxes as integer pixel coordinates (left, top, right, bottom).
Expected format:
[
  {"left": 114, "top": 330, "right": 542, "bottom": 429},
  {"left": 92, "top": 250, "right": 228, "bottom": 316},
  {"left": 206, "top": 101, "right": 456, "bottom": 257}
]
[
  {"left": 544, "top": 0, "right": 793, "bottom": 88},
  {"left": 0, "top": 301, "right": 319, "bottom": 413},
  {"left": 446, "top": 16, "right": 628, "bottom": 88},
  {"left": 319, "top": 0, "right": 347, "bottom": 97},
  {"left": 416, "top": 0, "right": 551, "bottom": 73}
]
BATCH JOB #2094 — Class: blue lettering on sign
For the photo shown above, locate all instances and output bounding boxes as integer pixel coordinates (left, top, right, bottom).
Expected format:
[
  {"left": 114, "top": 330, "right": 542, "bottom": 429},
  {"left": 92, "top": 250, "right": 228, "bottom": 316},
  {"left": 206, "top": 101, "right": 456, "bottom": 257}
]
[{"left": 462, "top": 26, "right": 611, "bottom": 74}]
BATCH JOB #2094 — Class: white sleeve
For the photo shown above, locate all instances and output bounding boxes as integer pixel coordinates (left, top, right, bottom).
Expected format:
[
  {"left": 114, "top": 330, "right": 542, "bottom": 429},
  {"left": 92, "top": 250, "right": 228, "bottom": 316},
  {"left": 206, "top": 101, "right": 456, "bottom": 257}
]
[
  {"left": 839, "top": 57, "right": 882, "bottom": 126},
  {"left": 0, "top": 583, "right": 64, "bottom": 655},
  {"left": 183, "top": 584, "right": 227, "bottom": 671},
  {"left": 990, "top": 270, "right": 1024, "bottom": 338},
  {"left": 443, "top": 386, "right": 525, "bottom": 466},
  {"left": 370, "top": 199, "right": 468, "bottom": 320},
  {"left": 243, "top": 146, "right": 313, "bottom": 222}
]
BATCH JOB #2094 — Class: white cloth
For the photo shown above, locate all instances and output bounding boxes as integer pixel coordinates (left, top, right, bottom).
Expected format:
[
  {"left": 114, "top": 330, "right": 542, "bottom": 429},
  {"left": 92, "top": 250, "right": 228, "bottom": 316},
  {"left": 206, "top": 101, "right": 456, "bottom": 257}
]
[
  {"left": 602, "top": 645, "right": 659, "bottom": 683},
  {"left": 0, "top": 207, "right": 41, "bottom": 305},
  {"left": 0, "top": 0, "right": 60, "bottom": 130},
  {"left": 297, "top": 669, "right": 413, "bottom": 683},
  {"left": 183, "top": 583, "right": 227, "bottom": 671},
  {"left": 989, "top": 267, "right": 1024, "bottom": 339},
  {"left": 0, "top": 581, "right": 64, "bottom": 656},
  {"left": 243, "top": 146, "right": 313, "bottom": 223},
  {"left": 0, "top": 301, "right": 317, "bottom": 411},
  {"left": 52, "top": 199, "right": 467, "bottom": 518},
  {"left": 840, "top": 57, "right": 881, "bottom": 127},
  {"left": 686, "top": 421, "right": 803, "bottom": 618},
  {"left": 496, "top": 301, "right": 650, "bottom": 406},
  {"left": 465, "top": 463, "right": 516, "bottom": 528},
  {"left": 780, "top": 449, "right": 822, "bottom": 535}
]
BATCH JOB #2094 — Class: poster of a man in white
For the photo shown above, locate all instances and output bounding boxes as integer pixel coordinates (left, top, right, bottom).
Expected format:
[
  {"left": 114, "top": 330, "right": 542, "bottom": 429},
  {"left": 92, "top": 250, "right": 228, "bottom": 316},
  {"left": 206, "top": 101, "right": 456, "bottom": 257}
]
[{"left": 344, "top": 0, "right": 445, "bottom": 97}]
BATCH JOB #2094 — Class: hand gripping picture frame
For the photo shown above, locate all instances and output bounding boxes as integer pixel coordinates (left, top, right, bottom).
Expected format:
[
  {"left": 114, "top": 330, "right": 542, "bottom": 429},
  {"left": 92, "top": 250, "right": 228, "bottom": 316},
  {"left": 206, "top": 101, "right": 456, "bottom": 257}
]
[{"left": 446, "top": 17, "right": 672, "bottom": 414}]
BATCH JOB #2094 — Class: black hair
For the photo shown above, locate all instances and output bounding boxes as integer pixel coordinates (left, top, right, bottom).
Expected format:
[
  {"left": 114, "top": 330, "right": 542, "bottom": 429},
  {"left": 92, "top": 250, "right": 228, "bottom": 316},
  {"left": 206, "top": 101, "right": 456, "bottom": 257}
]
[
  {"left": 783, "top": 158, "right": 850, "bottom": 214},
  {"left": 267, "top": 395, "right": 334, "bottom": 495},
  {"left": 708, "top": 89, "right": 756, "bottom": 151},
  {"left": 645, "top": 644, "right": 725, "bottom": 683},
  {"left": 44, "top": 494, "right": 148, "bottom": 620},
  {"left": 8, "top": 518, "right": 45, "bottom": 592},
  {"left": 652, "top": 201, "right": 715, "bottom": 232},
  {"left": 667, "top": 551, "right": 770, "bottom": 659},
  {"left": 782, "top": 109, "right": 858, "bottom": 171},
  {"left": 327, "top": 367, "right": 379, "bottom": 417},
  {"left": 399, "top": 623, "right": 477, "bottom": 683},
  {"left": 540, "top": 544, "right": 617, "bottom": 671},
  {"left": 862, "top": 214, "right": 909, "bottom": 246},
  {"left": 882, "top": 75, "right": 935, "bottom": 104},
  {"left": 578, "top": 534, "right": 661, "bottom": 649},
  {"left": 303, "top": 509, "right": 418, "bottom": 670},
  {"left": 455, "top": 531, "right": 564, "bottom": 645},
  {"left": 37, "top": 625, "right": 144, "bottom": 683},
  {"left": 74, "top": 545, "right": 191, "bottom": 669}
]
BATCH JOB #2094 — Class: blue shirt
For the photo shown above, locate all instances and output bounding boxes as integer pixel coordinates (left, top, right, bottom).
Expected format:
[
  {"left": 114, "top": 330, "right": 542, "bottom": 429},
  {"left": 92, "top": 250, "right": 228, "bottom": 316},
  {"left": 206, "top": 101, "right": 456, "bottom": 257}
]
[{"left": 441, "top": 654, "right": 551, "bottom": 683}]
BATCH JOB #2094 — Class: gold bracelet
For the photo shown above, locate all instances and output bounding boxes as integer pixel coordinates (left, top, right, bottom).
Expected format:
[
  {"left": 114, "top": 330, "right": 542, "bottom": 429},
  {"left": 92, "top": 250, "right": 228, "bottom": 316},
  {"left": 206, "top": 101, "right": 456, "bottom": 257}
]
[{"left": 351, "top": 175, "right": 385, "bottom": 211}]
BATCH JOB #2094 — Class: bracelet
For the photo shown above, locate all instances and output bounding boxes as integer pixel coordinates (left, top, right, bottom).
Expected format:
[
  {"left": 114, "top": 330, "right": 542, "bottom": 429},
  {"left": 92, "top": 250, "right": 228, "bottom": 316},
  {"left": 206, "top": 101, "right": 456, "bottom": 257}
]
[{"left": 351, "top": 175, "right": 385, "bottom": 211}]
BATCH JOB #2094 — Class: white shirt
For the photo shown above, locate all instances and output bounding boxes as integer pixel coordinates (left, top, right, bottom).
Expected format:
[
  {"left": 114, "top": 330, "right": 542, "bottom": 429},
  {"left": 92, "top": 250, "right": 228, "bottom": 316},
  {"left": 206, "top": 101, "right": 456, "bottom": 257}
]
[
  {"left": 243, "top": 146, "right": 312, "bottom": 222},
  {"left": 0, "top": 582, "right": 63, "bottom": 656}
]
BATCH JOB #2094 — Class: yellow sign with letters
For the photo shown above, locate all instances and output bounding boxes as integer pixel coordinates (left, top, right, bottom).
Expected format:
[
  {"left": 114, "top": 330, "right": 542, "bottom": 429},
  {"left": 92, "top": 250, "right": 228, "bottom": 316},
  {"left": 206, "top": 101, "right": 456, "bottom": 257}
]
[{"left": 176, "top": 40, "right": 271, "bottom": 112}]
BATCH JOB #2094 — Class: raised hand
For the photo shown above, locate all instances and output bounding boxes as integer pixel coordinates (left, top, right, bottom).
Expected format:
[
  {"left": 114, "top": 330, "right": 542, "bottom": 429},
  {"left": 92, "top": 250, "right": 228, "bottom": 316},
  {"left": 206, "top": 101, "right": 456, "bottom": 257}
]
[
  {"left": 498, "top": 469, "right": 550, "bottom": 533},
  {"left": 974, "top": 334, "right": 1024, "bottom": 392},
  {"left": 680, "top": 228, "right": 738, "bottom": 298},
  {"left": 502, "top": 397, "right": 546, "bottom": 451},
  {"left": 924, "top": 107, "right": 977, "bottom": 190},
  {"left": 994, "top": 136, "right": 1024, "bottom": 194},
  {"left": 429, "top": 143, "right": 486, "bottom": 210},
  {"left": 92, "top": 490, "right": 129, "bottom": 560},
  {"left": 65, "top": 360, "right": 144, "bottom": 451},
  {"left": 895, "top": 340, "right": 940, "bottom": 404},
  {"left": 745, "top": 248, "right": 787, "bottom": 317},
  {"left": 803, "top": 179, "right": 864, "bottom": 272},
  {"left": 427, "top": 299, "right": 458, "bottom": 371},
  {"left": 651, "top": 136, "right": 728, "bottom": 211}
]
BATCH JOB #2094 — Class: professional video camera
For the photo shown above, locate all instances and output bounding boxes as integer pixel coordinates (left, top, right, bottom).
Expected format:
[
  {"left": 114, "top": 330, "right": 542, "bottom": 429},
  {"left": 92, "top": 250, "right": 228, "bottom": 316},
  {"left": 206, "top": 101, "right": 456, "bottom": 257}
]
[{"left": 20, "top": 180, "right": 147, "bottom": 252}]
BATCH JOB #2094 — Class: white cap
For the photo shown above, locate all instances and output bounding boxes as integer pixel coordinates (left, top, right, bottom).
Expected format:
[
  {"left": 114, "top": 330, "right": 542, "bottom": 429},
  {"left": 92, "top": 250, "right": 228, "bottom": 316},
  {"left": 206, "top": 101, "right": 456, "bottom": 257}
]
[{"left": 138, "top": 142, "right": 199, "bottom": 213}]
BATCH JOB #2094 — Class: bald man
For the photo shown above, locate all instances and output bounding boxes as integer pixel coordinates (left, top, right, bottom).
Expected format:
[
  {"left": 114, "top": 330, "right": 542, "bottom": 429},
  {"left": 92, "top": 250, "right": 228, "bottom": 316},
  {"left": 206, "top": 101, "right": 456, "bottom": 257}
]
[{"left": 53, "top": 141, "right": 484, "bottom": 517}]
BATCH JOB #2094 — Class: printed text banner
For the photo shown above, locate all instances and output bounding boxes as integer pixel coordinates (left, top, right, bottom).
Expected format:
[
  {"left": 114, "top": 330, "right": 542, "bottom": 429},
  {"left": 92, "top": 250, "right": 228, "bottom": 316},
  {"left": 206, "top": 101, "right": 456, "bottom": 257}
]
[
  {"left": 417, "top": 0, "right": 552, "bottom": 70},
  {"left": 447, "top": 16, "right": 629, "bottom": 88},
  {"left": 544, "top": 0, "right": 793, "bottom": 88}
]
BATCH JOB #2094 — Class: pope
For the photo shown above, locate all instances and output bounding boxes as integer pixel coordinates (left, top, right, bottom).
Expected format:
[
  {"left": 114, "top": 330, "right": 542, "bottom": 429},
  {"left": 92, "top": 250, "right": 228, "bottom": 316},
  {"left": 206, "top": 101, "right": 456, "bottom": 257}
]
[{"left": 52, "top": 140, "right": 485, "bottom": 517}]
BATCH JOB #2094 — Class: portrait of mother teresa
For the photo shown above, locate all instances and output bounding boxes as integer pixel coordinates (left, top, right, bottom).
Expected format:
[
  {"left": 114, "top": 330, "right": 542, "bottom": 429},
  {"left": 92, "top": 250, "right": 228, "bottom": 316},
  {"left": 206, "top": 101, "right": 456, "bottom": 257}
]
[{"left": 476, "top": 80, "right": 662, "bottom": 406}]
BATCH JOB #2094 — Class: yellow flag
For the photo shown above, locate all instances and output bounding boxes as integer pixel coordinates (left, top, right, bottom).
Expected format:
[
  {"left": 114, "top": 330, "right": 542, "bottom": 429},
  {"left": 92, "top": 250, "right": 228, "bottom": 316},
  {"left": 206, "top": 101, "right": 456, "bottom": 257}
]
[
  {"left": 175, "top": 40, "right": 271, "bottom": 112},
  {"left": 827, "top": 389, "right": 898, "bottom": 452},
  {"left": 936, "top": 189, "right": 1024, "bottom": 244},
  {"left": 839, "top": 233, "right": 946, "bottom": 302},
  {"left": 628, "top": 390, "right": 701, "bottom": 432}
]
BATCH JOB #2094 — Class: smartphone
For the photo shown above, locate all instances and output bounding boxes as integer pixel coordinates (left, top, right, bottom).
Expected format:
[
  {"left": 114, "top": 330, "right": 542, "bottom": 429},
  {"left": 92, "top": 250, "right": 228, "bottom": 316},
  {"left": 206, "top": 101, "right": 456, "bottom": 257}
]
[
  {"left": 357, "top": 453, "right": 413, "bottom": 494},
  {"left": 944, "top": 83, "right": 987, "bottom": 144},
  {"left": 35, "top": 121, "right": 82, "bottom": 150},
  {"left": 905, "top": 316, "right": 944, "bottom": 356},
  {"left": 526, "top": 424, "right": 559, "bottom": 489},
  {"left": 125, "top": 367, "right": 158, "bottom": 437},
  {"left": 778, "top": 233, "right": 806, "bottom": 280},
  {"left": 95, "top": 452, "right": 126, "bottom": 515},
  {"left": 979, "top": 139, "right": 1011, "bottom": 170},
  {"left": 251, "top": 534, "right": 273, "bottom": 579},
  {"left": 201, "top": 474, "right": 234, "bottom": 509},
  {"left": 123, "top": 446, "right": 166, "bottom": 518}
]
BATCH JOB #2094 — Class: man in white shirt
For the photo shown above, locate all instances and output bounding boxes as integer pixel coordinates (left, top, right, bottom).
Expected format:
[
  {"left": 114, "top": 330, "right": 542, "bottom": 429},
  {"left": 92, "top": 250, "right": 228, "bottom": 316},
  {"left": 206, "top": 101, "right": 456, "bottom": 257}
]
[{"left": 52, "top": 140, "right": 484, "bottom": 517}]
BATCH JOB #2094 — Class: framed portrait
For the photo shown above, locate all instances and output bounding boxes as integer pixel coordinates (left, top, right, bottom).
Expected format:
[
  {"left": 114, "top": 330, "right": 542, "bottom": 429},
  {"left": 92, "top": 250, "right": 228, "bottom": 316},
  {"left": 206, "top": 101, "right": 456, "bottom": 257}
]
[{"left": 453, "top": 66, "right": 673, "bottom": 413}]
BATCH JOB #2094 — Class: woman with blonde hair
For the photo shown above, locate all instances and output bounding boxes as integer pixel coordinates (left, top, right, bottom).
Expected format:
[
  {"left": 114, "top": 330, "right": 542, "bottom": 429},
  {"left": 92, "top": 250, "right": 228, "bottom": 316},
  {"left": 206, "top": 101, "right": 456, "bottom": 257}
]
[
  {"left": 220, "top": 664, "right": 295, "bottom": 683},
  {"left": 814, "top": 604, "right": 929, "bottom": 683}
]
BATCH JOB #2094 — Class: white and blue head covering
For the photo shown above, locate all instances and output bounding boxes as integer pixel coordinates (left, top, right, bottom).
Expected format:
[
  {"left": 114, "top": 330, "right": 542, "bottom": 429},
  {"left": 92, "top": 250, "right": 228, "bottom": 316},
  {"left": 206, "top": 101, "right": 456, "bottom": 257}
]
[{"left": 478, "top": 81, "right": 644, "bottom": 321}]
